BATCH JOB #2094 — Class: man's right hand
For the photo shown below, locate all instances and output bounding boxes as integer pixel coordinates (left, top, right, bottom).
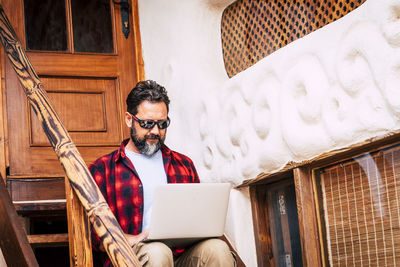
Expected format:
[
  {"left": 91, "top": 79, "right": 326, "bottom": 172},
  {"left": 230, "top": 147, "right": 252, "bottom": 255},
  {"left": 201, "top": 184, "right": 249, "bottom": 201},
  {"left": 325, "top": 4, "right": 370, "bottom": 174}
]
[{"left": 125, "top": 229, "right": 149, "bottom": 247}]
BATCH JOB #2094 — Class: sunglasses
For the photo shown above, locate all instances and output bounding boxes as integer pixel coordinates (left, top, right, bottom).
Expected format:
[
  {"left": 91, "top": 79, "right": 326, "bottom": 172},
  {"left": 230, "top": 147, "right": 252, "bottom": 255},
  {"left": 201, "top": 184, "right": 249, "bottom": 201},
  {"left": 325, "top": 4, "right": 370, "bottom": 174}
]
[{"left": 129, "top": 113, "right": 170, "bottom": 130}]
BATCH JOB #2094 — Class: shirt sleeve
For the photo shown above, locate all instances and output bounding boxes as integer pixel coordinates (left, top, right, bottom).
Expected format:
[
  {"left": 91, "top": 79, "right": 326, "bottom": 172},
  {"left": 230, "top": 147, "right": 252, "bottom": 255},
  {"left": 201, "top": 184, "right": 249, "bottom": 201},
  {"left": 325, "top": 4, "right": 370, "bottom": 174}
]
[
  {"left": 188, "top": 158, "right": 200, "bottom": 183},
  {"left": 89, "top": 163, "right": 105, "bottom": 251}
]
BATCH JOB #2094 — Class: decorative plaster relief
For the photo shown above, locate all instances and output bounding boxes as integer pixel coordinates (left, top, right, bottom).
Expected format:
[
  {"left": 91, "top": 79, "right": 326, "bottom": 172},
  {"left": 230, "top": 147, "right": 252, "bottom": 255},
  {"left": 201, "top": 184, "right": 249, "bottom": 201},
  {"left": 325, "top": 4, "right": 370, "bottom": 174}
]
[
  {"left": 194, "top": 0, "right": 400, "bottom": 185},
  {"left": 280, "top": 55, "right": 334, "bottom": 160},
  {"left": 377, "top": 0, "right": 400, "bottom": 46}
]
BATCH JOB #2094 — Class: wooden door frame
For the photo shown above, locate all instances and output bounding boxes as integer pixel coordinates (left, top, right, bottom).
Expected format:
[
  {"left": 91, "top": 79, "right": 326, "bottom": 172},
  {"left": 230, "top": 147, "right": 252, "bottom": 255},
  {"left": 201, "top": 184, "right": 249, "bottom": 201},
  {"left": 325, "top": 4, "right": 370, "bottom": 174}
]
[
  {"left": 131, "top": 0, "right": 145, "bottom": 82},
  {"left": 0, "top": 0, "right": 7, "bottom": 181},
  {"left": 0, "top": 39, "right": 7, "bottom": 181}
]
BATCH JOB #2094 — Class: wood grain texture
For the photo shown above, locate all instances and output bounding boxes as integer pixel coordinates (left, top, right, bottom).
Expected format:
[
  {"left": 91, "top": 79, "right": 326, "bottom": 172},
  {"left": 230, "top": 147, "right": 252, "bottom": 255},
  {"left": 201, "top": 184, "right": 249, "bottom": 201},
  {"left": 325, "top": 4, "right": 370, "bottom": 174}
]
[
  {"left": 131, "top": 0, "right": 145, "bottom": 81},
  {"left": 0, "top": 0, "right": 6, "bottom": 181},
  {"left": 0, "top": 177, "right": 39, "bottom": 267},
  {"left": 0, "top": 6, "right": 140, "bottom": 267},
  {"left": 7, "top": 177, "right": 65, "bottom": 201},
  {"left": 25, "top": 53, "right": 119, "bottom": 77},
  {"left": 27, "top": 233, "right": 69, "bottom": 247},
  {"left": 293, "top": 167, "right": 322, "bottom": 267},
  {"left": 29, "top": 77, "right": 121, "bottom": 147},
  {"left": 0, "top": 40, "right": 6, "bottom": 180},
  {"left": 65, "top": 178, "right": 93, "bottom": 267},
  {"left": 13, "top": 201, "right": 66, "bottom": 212},
  {"left": 250, "top": 185, "right": 274, "bottom": 267}
]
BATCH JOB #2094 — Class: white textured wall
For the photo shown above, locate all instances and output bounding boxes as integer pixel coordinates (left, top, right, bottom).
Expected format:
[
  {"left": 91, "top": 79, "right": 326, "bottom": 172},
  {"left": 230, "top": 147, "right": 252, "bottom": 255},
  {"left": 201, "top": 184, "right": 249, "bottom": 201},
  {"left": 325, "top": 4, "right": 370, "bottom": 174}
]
[{"left": 138, "top": 0, "right": 400, "bottom": 265}]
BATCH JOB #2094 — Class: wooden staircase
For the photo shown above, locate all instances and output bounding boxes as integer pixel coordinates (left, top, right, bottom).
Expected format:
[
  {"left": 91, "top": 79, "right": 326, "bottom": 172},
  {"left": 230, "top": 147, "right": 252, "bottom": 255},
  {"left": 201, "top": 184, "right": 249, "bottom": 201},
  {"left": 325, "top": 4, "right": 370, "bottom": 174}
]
[
  {"left": 5, "top": 177, "right": 70, "bottom": 265},
  {"left": 7, "top": 177, "right": 68, "bottom": 242},
  {"left": 0, "top": 177, "right": 39, "bottom": 267}
]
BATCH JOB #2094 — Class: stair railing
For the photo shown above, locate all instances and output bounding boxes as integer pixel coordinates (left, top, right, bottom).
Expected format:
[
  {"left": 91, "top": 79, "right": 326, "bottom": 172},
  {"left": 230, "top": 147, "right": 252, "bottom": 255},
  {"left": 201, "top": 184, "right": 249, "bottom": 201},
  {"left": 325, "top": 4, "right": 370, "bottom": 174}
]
[{"left": 0, "top": 6, "right": 141, "bottom": 267}]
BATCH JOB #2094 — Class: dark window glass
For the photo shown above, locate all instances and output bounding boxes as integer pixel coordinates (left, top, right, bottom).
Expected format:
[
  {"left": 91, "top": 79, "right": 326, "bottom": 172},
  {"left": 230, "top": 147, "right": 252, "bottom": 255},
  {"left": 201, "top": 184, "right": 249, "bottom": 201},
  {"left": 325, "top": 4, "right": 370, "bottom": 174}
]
[
  {"left": 71, "top": 0, "right": 113, "bottom": 53},
  {"left": 267, "top": 181, "right": 303, "bottom": 267},
  {"left": 24, "top": 0, "right": 68, "bottom": 51}
]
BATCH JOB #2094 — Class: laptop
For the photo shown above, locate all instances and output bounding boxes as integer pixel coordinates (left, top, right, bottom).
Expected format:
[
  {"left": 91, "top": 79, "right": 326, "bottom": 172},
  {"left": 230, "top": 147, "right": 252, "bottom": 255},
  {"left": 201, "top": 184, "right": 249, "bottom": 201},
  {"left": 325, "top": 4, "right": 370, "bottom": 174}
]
[{"left": 146, "top": 183, "right": 231, "bottom": 247}]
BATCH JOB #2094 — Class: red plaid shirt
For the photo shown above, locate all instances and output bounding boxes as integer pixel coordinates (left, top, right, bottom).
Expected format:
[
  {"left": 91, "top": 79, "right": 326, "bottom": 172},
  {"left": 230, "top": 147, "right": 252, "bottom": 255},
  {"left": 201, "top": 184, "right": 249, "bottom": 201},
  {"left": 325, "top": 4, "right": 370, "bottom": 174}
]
[{"left": 90, "top": 139, "right": 199, "bottom": 266}]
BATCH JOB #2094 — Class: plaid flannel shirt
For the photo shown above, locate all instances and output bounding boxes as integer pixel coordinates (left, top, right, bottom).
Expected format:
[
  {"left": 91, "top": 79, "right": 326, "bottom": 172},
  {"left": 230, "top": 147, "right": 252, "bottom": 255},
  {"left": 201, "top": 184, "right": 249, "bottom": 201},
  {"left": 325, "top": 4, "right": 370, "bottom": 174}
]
[{"left": 90, "top": 139, "right": 199, "bottom": 266}]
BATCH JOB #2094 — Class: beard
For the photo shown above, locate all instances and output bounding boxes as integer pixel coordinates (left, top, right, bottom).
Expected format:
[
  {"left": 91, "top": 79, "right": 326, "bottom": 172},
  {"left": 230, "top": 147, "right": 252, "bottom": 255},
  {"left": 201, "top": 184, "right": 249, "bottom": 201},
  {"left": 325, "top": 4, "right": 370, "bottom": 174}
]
[{"left": 130, "top": 125, "right": 164, "bottom": 157}]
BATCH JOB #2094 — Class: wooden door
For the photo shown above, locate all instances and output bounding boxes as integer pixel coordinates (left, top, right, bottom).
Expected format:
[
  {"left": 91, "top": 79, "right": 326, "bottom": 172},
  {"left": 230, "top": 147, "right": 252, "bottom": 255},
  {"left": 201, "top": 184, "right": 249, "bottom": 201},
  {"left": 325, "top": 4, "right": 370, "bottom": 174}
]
[{"left": 3, "top": 0, "right": 141, "bottom": 177}]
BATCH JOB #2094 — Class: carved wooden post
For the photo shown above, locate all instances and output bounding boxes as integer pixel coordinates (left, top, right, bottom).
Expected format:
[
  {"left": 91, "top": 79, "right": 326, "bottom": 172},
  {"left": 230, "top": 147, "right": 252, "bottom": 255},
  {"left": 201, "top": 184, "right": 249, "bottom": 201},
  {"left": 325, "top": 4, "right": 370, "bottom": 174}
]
[
  {"left": 0, "top": 6, "right": 140, "bottom": 267},
  {"left": 65, "top": 179, "right": 93, "bottom": 267}
]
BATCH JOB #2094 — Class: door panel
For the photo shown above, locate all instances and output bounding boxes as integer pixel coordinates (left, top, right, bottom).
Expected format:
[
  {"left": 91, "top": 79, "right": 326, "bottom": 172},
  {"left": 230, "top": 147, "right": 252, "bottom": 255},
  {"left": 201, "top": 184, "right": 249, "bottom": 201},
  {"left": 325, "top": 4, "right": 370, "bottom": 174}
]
[
  {"left": 26, "top": 53, "right": 120, "bottom": 77},
  {"left": 29, "top": 77, "right": 121, "bottom": 146},
  {"left": 4, "top": 0, "right": 138, "bottom": 176}
]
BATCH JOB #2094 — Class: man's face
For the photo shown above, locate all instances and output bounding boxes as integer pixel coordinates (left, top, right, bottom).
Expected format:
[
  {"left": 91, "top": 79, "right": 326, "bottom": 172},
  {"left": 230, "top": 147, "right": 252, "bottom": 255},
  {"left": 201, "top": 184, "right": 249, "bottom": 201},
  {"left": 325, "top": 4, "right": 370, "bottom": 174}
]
[{"left": 127, "top": 101, "right": 168, "bottom": 156}]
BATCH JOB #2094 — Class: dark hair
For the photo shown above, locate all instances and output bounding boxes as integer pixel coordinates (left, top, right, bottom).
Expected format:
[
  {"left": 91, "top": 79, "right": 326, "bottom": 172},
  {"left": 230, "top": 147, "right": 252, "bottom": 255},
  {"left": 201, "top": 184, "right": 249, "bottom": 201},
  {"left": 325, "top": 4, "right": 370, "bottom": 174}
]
[{"left": 126, "top": 80, "right": 170, "bottom": 115}]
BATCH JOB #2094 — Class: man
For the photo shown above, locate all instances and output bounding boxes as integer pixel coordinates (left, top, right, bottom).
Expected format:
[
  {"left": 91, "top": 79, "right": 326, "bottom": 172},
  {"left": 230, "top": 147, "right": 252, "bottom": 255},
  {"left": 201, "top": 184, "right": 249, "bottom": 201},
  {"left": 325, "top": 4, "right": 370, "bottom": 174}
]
[{"left": 90, "top": 80, "right": 235, "bottom": 266}]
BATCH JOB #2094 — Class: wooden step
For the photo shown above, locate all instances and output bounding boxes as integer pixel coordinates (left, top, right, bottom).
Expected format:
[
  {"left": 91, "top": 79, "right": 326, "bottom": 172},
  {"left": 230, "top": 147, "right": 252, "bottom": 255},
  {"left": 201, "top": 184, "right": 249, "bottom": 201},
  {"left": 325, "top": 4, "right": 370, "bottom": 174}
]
[
  {"left": 27, "top": 233, "right": 69, "bottom": 248},
  {"left": 6, "top": 177, "right": 66, "bottom": 213}
]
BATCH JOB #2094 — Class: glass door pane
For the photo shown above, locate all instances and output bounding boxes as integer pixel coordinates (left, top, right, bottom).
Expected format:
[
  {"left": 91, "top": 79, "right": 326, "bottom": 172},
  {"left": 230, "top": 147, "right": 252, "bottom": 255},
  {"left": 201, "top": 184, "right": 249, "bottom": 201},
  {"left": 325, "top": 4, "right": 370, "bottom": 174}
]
[
  {"left": 71, "top": 0, "right": 114, "bottom": 53},
  {"left": 24, "top": 0, "right": 68, "bottom": 51},
  {"left": 267, "top": 180, "right": 303, "bottom": 267}
]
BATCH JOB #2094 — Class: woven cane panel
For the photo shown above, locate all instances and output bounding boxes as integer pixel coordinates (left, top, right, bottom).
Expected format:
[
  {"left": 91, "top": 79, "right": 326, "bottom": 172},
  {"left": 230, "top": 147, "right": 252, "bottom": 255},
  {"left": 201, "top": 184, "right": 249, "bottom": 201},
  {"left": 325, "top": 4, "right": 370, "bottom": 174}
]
[
  {"left": 319, "top": 145, "right": 400, "bottom": 266},
  {"left": 221, "top": 0, "right": 366, "bottom": 77}
]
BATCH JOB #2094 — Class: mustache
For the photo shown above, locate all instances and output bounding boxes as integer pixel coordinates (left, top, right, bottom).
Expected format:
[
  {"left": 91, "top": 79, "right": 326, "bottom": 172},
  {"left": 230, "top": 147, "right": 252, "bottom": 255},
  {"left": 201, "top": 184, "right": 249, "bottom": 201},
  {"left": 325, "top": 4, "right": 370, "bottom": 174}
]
[{"left": 145, "top": 134, "right": 161, "bottom": 140}]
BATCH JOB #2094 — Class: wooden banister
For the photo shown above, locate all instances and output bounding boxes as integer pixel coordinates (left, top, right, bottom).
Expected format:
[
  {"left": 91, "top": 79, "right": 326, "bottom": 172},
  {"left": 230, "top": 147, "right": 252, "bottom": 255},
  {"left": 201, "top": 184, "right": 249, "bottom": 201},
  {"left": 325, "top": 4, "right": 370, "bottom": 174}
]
[
  {"left": 0, "top": 6, "right": 140, "bottom": 267},
  {"left": 0, "top": 177, "right": 39, "bottom": 267}
]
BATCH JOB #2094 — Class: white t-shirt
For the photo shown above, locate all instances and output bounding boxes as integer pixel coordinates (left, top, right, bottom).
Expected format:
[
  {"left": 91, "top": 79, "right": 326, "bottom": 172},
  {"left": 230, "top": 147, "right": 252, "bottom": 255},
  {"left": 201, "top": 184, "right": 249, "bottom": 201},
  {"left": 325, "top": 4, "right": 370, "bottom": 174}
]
[{"left": 125, "top": 149, "right": 167, "bottom": 231}]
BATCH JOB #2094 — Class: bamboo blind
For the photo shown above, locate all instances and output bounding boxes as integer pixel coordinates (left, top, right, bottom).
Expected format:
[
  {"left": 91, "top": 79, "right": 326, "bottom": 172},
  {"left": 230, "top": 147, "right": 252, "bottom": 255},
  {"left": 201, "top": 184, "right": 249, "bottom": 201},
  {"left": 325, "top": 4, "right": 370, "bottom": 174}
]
[
  {"left": 319, "top": 145, "right": 400, "bottom": 266},
  {"left": 221, "top": 0, "right": 366, "bottom": 78}
]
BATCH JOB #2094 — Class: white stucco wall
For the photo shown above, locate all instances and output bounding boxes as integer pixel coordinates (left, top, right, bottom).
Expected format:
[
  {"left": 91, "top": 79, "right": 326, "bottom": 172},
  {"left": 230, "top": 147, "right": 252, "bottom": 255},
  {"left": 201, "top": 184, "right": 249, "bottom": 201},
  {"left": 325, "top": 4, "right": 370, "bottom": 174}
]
[{"left": 137, "top": 0, "right": 400, "bottom": 265}]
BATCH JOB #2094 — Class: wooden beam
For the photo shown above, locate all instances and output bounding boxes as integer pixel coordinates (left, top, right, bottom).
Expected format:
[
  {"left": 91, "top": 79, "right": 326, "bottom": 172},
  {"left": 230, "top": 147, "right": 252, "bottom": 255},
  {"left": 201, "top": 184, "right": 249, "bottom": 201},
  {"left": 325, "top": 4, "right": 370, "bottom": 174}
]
[
  {"left": 6, "top": 177, "right": 66, "bottom": 202},
  {"left": 0, "top": 177, "right": 39, "bottom": 267},
  {"left": 13, "top": 201, "right": 66, "bottom": 212},
  {"left": 27, "top": 233, "right": 68, "bottom": 248},
  {"left": 131, "top": 0, "right": 145, "bottom": 81},
  {"left": 0, "top": 6, "right": 140, "bottom": 267},
  {"left": 249, "top": 185, "right": 273, "bottom": 267},
  {"left": 0, "top": 0, "right": 6, "bottom": 180},
  {"left": 293, "top": 167, "right": 322, "bottom": 267},
  {"left": 65, "top": 179, "right": 93, "bottom": 267},
  {"left": 0, "top": 32, "right": 6, "bottom": 181}
]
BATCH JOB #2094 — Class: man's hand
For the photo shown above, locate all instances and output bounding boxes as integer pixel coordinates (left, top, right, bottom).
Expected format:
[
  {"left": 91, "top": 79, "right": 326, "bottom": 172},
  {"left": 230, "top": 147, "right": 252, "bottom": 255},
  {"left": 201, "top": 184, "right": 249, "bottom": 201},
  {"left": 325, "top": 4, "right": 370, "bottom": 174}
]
[
  {"left": 125, "top": 229, "right": 150, "bottom": 265},
  {"left": 125, "top": 229, "right": 149, "bottom": 247}
]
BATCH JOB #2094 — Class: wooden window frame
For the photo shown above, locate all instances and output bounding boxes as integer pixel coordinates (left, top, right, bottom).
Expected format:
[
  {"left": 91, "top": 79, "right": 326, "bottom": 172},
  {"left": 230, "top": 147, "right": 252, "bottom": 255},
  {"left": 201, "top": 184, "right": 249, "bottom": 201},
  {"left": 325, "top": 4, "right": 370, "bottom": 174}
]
[{"left": 248, "top": 131, "right": 400, "bottom": 267}]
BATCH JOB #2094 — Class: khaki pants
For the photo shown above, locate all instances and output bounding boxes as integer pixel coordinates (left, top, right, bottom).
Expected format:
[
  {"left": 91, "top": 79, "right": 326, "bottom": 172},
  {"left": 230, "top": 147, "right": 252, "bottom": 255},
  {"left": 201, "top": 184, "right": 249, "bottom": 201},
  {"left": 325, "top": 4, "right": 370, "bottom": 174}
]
[{"left": 135, "top": 238, "right": 236, "bottom": 267}]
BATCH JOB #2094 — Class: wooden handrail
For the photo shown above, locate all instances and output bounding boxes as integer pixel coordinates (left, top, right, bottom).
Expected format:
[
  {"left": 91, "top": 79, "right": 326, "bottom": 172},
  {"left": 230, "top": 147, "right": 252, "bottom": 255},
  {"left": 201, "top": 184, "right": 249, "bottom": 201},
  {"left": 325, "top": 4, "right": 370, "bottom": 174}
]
[
  {"left": 0, "top": 177, "right": 39, "bottom": 267},
  {"left": 0, "top": 6, "right": 140, "bottom": 267}
]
